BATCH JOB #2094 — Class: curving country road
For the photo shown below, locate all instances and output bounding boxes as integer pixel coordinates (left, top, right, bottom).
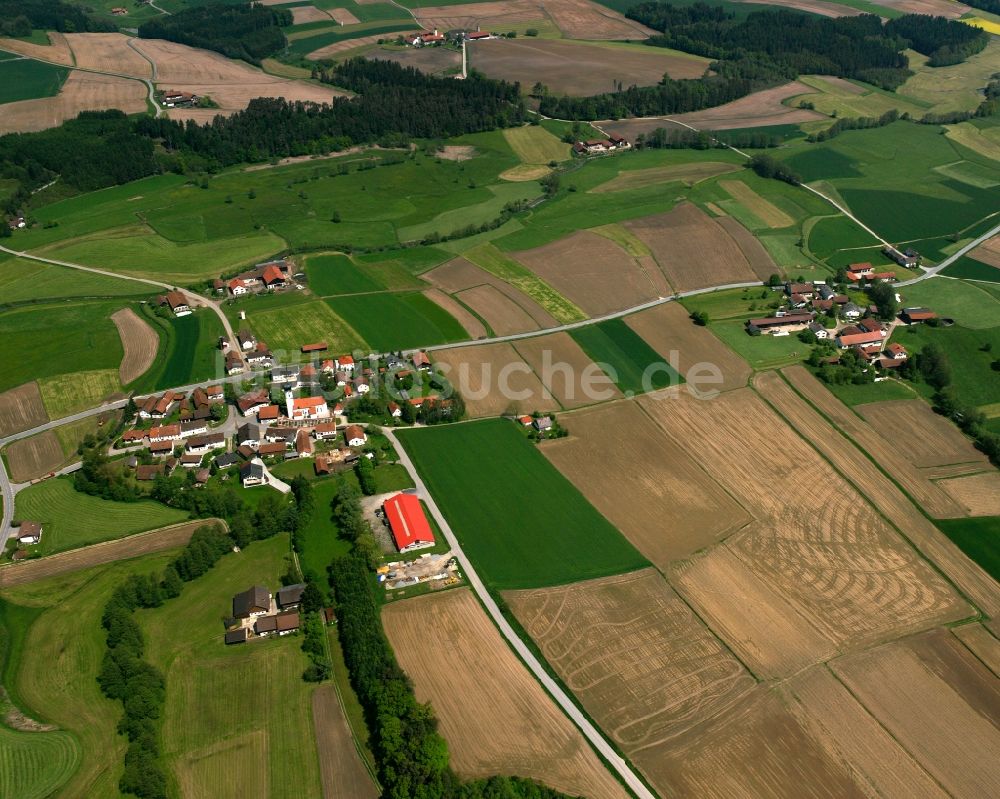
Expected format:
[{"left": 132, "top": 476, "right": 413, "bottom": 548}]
[{"left": 384, "top": 429, "right": 657, "bottom": 799}]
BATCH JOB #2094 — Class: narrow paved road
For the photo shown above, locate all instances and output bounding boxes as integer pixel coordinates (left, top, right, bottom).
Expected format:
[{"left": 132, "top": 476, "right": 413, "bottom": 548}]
[
  {"left": 124, "top": 37, "right": 162, "bottom": 117},
  {"left": 383, "top": 430, "right": 657, "bottom": 799},
  {"left": 897, "top": 218, "right": 1000, "bottom": 286}
]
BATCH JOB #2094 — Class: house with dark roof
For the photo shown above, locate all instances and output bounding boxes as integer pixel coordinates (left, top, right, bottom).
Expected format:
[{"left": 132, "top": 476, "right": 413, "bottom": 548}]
[
  {"left": 899, "top": 307, "right": 937, "bottom": 325},
  {"left": 236, "top": 422, "right": 261, "bottom": 448},
  {"left": 224, "top": 628, "right": 249, "bottom": 645},
  {"left": 233, "top": 586, "right": 271, "bottom": 618},
  {"left": 277, "top": 583, "right": 306, "bottom": 610},
  {"left": 17, "top": 521, "right": 43, "bottom": 545},
  {"left": 215, "top": 452, "right": 240, "bottom": 469},
  {"left": 240, "top": 461, "right": 266, "bottom": 487}
]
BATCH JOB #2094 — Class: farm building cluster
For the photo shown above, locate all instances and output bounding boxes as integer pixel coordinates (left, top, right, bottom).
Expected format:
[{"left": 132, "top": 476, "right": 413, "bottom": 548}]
[
  {"left": 223, "top": 583, "right": 304, "bottom": 645},
  {"left": 572, "top": 134, "right": 631, "bottom": 155},
  {"left": 213, "top": 258, "right": 296, "bottom": 299},
  {"left": 404, "top": 27, "right": 494, "bottom": 47},
  {"left": 158, "top": 90, "right": 199, "bottom": 108}
]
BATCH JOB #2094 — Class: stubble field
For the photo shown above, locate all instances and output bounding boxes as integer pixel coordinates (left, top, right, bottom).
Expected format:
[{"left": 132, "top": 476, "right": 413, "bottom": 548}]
[
  {"left": 4, "top": 430, "right": 64, "bottom": 483},
  {"left": 382, "top": 588, "right": 629, "bottom": 798},
  {"left": 0, "top": 382, "right": 48, "bottom": 438},
  {"left": 937, "top": 472, "right": 1000, "bottom": 516},
  {"left": 312, "top": 684, "right": 378, "bottom": 799}
]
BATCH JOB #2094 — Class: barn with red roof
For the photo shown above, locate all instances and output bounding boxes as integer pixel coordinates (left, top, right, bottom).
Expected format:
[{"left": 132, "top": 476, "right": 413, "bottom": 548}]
[{"left": 383, "top": 493, "right": 436, "bottom": 553}]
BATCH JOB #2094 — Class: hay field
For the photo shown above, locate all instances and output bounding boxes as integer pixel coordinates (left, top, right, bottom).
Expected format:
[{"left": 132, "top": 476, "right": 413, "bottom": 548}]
[
  {"left": 592, "top": 161, "right": 739, "bottom": 193},
  {"left": 780, "top": 366, "right": 967, "bottom": 519},
  {"left": 382, "top": 589, "right": 628, "bottom": 798},
  {"left": 506, "top": 568, "right": 755, "bottom": 756},
  {"left": 64, "top": 33, "right": 151, "bottom": 77},
  {"left": 512, "top": 332, "right": 621, "bottom": 408},
  {"left": 542, "top": 401, "right": 750, "bottom": 567},
  {"left": 309, "top": 32, "right": 412, "bottom": 59},
  {"left": 831, "top": 630, "right": 1000, "bottom": 797},
  {"left": 0, "top": 32, "right": 73, "bottom": 65},
  {"left": 953, "top": 623, "right": 1000, "bottom": 676},
  {"left": 312, "top": 685, "right": 379, "bottom": 799},
  {"left": 714, "top": 216, "right": 779, "bottom": 281},
  {"left": 422, "top": 288, "right": 487, "bottom": 338},
  {"left": 755, "top": 368, "right": 1000, "bottom": 618},
  {"left": 513, "top": 230, "right": 666, "bottom": 316},
  {"left": 37, "top": 368, "right": 121, "bottom": 418},
  {"left": 0, "top": 382, "right": 48, "bottom": 438},
  {"left": 625, "top": 301, "right": 751, "bottom": 393},
  {"left": 0, "top": 71, "right": 147, "bottom": 135},
  {"left": 641, "top": 387, "right": 971, "bottom": 676},
  {"left": 623, "top": 203, "right": 758, "bottom": 293},
  {"left": 5, "top": 430, "right": 64, "bottom": 483},
  {"left": 937, "top": 472, "right": 1000, "bottom": 517},
  {"left": 719, "top": 180, "right": 794, "bottom": 229},
  {"left": 543, "top": 0, "right": 657, "bottom": 39},
  {"left": 472, "top": 38, "right": 707, "bottom": 96},
  {"left": 786, "top": 665, "right": 949, "bottom": 799},
  {"left": 739, "top": 0, "right": 867, "bottom": 15},
  {"left": 429, "top": 343, "right": 559, "bottom": 417},
  {"left": 0, "top": 521, "right": 207, "bottom": 589},
  {"left": 502, "top": 126, "right": 570, "bottom": 165},
  {"left": 857, "top": 399, "right": 991, "bottom": 469},
  {"left": 111, "top": 307, "right": 159, "bottom": 384},
  {"left": 248, "top": 299, "right": 367, "bottom": 354}
]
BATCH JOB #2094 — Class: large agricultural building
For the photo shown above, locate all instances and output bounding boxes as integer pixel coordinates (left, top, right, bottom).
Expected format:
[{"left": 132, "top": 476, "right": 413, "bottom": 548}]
[{"left": 383, "top": 493, "right": 436, "bottom": 553}]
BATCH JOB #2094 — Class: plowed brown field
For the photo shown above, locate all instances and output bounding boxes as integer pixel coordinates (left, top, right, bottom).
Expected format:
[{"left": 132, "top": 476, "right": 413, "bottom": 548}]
[
  {"left": 422, "top": 289, "right": 487, "bottom": 339},
  {"left": 641, "top": 386, "right": 971, "bottom": 676},
  {"left": 625, "top": 302, "right": 751, "bottom": 393},
  {"left": 513, "top": 231, "right": 666, "bottom": 316},
  {"left": 714, "top": 216, "right": 779, "bottom": 281},
  {"left": 937, "top": 472, "right": 1000, "bottom": 516},
  {"left": 513, "top": 332, "right": 621, "bottom": 408},
  {"left": 541, "top": 401, "right": 749, "bottom": 566},
  {"left": 382, "top": 589, "right": 628, "bottom": 799},
  {"left": 455, "top": 286, "right": 540, "bottom": 335},
  {"left": 832, "top": 630, "right": 1000, "bottom": 798},
  {"left": 430, "top": 343, "right": 559, "bottom": 417},
  {"left": 5, "top": 431, "right": 63, "bottom": 483},
  {"left": 111, "top": 307, "right": 159, "bottom": 384},
  {"left": 624, "top": 204, "right": 758, "bottom": 293},
  {"left": 312, "top": 684, "right": 378, "bottom": 799}
]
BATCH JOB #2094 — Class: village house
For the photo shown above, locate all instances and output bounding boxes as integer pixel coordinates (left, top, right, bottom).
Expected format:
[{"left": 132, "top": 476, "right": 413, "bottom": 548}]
[
  {"left": 841, "top": 302, "right": 863, "bottom": 320},
  {"left": 254, "top": 615, "right": 278, "bottom": 637},
  {"left": 233, "top": 586, "right": 271, "bottom": 619},
  {"left": 345, "top": 424, "right": 367, "bottom": 447},
  {"left": 122, "top": 429, "right": 147, "bottom": 444},
  {"left": 573, "top": 135, "right": 631, "bottom": 154},
  {"left": 383, "top": 493, "right": 436, "bottom": 553},
  {"left": 237, "top": 390, "right": 270, "bottom": 416},
  {"left": 388, "top": 402, "right": 403, "bottom": 419},
  {"left": 276, "top": 612, "right": 301, "bottom": 635},
  {"left": 835, "top": 324, "right": 887, "bottom": 350},
  {"left": 161, "top": 90, "right": 198, "bottom": 108},
  {"left": 884, "top": 342, "right": 908, "bottom": 361},
  {"left": 533, "top": 416, "right": 553, "bottom": 432},
  {"left": 149, "top": 439, "right": 174, "bottom": 455},
  {"left": 746, "top": 312, "right": 814, "bottom": 334},
  {"left": 180, "top": 453, "right": 203, "bottom": 468},
  {"left": 286, "top": 393, "right": 329, "bottom": 421},
  {"left": 186, "top": 433, "right": 225, "bottom": 452},
  {"left": 466, "top": 29, "right": 491, "bottom": 40},
  {"left": 215, "top": 452, "right": 240, "bottom": 469},
  {"left": 336, "top": 355, "right": 355, "bottom": 372},
  {"left": 240, "top": 461, "right": 266, "bottom": 487},
  {"left": 159, "top": 291, "right": 191, "bottom": 317},
  {"left": 312, "top": 423, "right": 339, "bottom": 440},
  {"left": 277, "top": 584, "right": 306, "bottom": 610},
  {"left": 17, "top": 522, "right": 43, "bottom": 546},
  {"left": 246, "top": 343, "right": 273, "bottom": 368},
  {"left": 228, "top": 278, "right": 249, "bottom": 297},
  {"left": 264, "top": 427, "right": 297, "bottom": 446},
  {"left": 816, "top": 284, "right": 836, "bottom": 301},
  {"left": 258, "top": 441, "right": 286, "bottom": 457},
  {"left": 206, "top": 385, "right": 224, "bottom": 403},
  {"left": 271, "top": 365, "right": 301, "bottom": 387},
  {"left": 225, "top": 351, "right": 244, "bottom": 375},
  {"left": 258, "top": 405, "right": 280, "bottom": 422},
  {"left": 808, "top": 321, "right": 829, "bottom": 339},
  {"left": 225, "top": 628, "right": 249, "bottom": 645},
  {"left": 883, "top": 245, "right": 920, "bottom": 268},
  {"left": 149, "top": 423, "right": 183, "bottom": 443},
  {"left": 180, "top": 419, "right": 209, "bottom": 438},
  {"left": 136, "top": 464, "right": 165, "bottom": 481},
  {"left": 295, "top": 429, "right": 313, "bottom": 457},
  {"left": 899, "top": 307, "right": 938, "bottom": 325},
  {"left": 261, "top": 264, "right": 286, "bottom": 290},
  {"left": 518, "top": 415, "right": 533, "bottom": 426},
  {"left": 213, "top": 278, "right": 225, "bottom": 294},
  {"left": 238, "top": 329, "right": 257, "bottom": 351},
  {"left": 785, "top": 282, "right": 814, "bottom": 300}
]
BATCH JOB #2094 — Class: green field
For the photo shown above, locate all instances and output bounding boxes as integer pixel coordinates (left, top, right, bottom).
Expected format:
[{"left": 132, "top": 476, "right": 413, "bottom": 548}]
[
  {"left": 37, "top": 368, "right": 120, "bottom": 418},
  {"left": 397, "top": 419, "right": 649, "bottom": 589},
  {"left": 325, "top": 291, "right": 468, "bottom": 351},
  {"left": 295, "top": 477, "right": 353, "bottom": 578},
  {"left": 711, "top": 319, "right": 809, "bottom": 371},
  {"left": 0, "top": 300, "right": 125, "bottom": 393},
  {"left": 137, "top": 534, "right": 325, "bottom": 798},
  {"left": 821, "top": 376, "right": 921, "bottom": 407},
  {"left": 306, "top": 251, "right": 426, "bottom": 296},
  {"left": 14, "top": 478, "right": 188, "bottom": 555},
  {"left": 0, "top": 725, "right": 80, "bottom": 799},
  {"left": 0, "top": 551, "right": 180, "bottom": 797},
  {"left": 943, "top": 255, "right": 1000, "bottom": 283},
  {"left": 503, "top": 126, "right": 571, "bottom": 165},
  {"left": 936, "top": 517, "right": 1000, "bottom": 582},
  {"left": 247, "top": 298, "right": 367, "bottom": 355},
  {"left": 0, "top": 258, "right": 148, "bottom": 303},
  {"left": 288, "top": 21, "right": 412, "bottom": 57},
  {"left": 900, "top": 278, "right": 1000, "bottom": 329},
  {"left": 569, "top": 318, "right": 681, "bottom": 395},
  {"left": 0, "top": 58, "right": 67, "bottom": 105}
]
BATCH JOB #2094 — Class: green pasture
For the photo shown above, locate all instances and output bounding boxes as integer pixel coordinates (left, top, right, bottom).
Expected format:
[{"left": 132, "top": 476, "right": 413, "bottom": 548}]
[
  {"left": 397, "top": 419, "right": 649, "bottom": 589},
  {"left": 821, "top": 377, "right": 920, "bottom": 407},
  {"left": 246, "top": 298, "right": 367, "bottom": 354},
  {"left": 680, "top": 285, "right": 784, "bottom": 321},
  {"left": 0, "top": 299, "right": 125, "bottom": 393},
  {"left": 806, "top": 215, "right": 880, "bottom": 260},
  {"left": 943, "top": 256, "right": 1000, "bottom": 283},
  {"left": 307, "top": 252, "right": 383, "bottom": 295},
  {"left": 293, "top": 478, "right": 351, "bottom": 578},
  {"left": 397, "top": 181, "right": 541, "bottom": 243},
  {"left": 936, "top": 516, "right": 1000, "bottom": 583},
  {"left": 0, "top": 258, "right": 148, "bottom": 303},
  {"left": 711, "top": 320, "right": 809, "bottom": 371},
  {"left": 0, "top": 725, "right": 80, "bottom": 799},
  {"left": 137, "top": 534, "right": 324, "bottom": 798},
  {"left": 0, "top": 58, "right": 67, "bottom": 105},
  {"left": 288, "top": 21, "right": 416, "bottom": 57},
  {"left": 569, "top": 318, "right": 681, "bottom": 395},
  {"left": 354, "top": 246, "right": 450, "bottom": 275},
  {"left": 325, "top": 291, "right": 468, "bottom": 351},
  {"left": 900, "top": 278, "right": 1000, "bottom": 329},
  {"left": 14, "top": 477, "right": 188, "bottom": 556}
]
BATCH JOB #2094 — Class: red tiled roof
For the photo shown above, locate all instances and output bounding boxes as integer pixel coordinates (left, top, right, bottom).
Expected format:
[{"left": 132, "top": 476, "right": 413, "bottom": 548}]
[
  {"left": 258, "top": 405, "right": 280, "bottom": 420},
  {"left": 261, "top": 264, "right": 284, "bottom": 284},
  {"left": 301, "top": 342, "right": 327, "bottom": 353},
  {"left": 292, "top": 396, "right": 326, "bottom": 410}
]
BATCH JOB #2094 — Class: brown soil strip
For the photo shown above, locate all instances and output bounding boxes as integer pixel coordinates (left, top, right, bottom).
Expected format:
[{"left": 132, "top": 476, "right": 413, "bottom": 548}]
[
  {"left": 422, "top": 288, "right": 487, "bottom": 339},
  {"left": 512, "top": 332, "right": 621, "bottom": 408},
  {"left": 312, "top": 684, "right": 379, "bottom": 799},
  {"left": 936, "top": 472, "right": 1000, "bottom": 517},
  {"left": 714, "top": 216, "right": 779, "bottom": 282},
  {"left": 0, "top": 382, "right": 49, "bottom": 439},
  {"left": 953, "top": 623, "right": 1000, "bottom": 677},
  {"left": 5, "top": 431, "right": 64, "bottom": 483},
  {"left": 111, "top": 307, "right": 159, "bottom": 384}
]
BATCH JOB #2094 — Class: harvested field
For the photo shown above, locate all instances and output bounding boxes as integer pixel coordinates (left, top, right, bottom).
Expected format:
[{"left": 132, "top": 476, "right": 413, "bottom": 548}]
[
  {"left": 714, "top": 216, "right": 779, "bottom": 282},
  {"left": 0, "top": 71, "right": 147, "bottom": 135},
  {"left": 953, "top": 623, "right": 1000, "bottom": 677},
  {"left": 719, "top": 180, "right": 794, "bottom": 229},
  {"left": 0, "top": 32, "right": 73, "bottom": 66},
  {"left": 0, "top": 521, "right": 209, "bottom": 588},
  {"left": 592, "top": 161, "right": 738, "bottom": 193},
  {"left": 382, "top": 588, "right": 628, "bottom": 798},
  {"left": 625, "top": 302, "right": 750, "bottom": 394},
  {"left": 309, "top": 32, "right": 412, "bottom": 59},
  {"left": 542, "top": 401, "right": 750, "bottom": 566},
  {"left": 754, "top": 368, "right": 1000, "bottom": 619},
  {"left": 543, "top": 0, "right": 657, "bottom": 40},
  {"left": 328, "top": 8, "right": 362, "bottom": 25},
  {"left": 877, "top": 0, "right": 971, "bottom": 18},
  {"left": 623, "top": 203, "right": 758, "bottom": 294},
  {"left": 512, "top": 332, "right": 621, "bottom": 408},
  {"left": 312, "top": 685, "right": 378, "bottom": 799},
  {"left": 499, "top": 164, "right": 551, "bottom": 181},
  {"left": 739, "top": 0, "right": 866, "bottom": 16},
  {"left": 832, "top": 629, "right": 1000, "bottom": 798},
  {"left": 471, "top": 38, "right": 707, "bottom": 96},
  {"left": 857, "top": 399, "right": 991, "bottom": 468},
  {"left": 422, "top": 288, "right": 487, "bottom": 339},
  {"left": 367, "top": 45, "right": 461, "bottom": 76},
  {"left": 513, "top": 231, "right": 665, "bottom": 317},
  {"left": 503, "top": 126, "right": 569, "bottom": 165},
  {"left": 0, "top": 382, "right": 48, "bottom": 438},
  {"left": 292, "top": 6, "right": 334, "bottom": 24},
  {"left": 642, "top": 386, "right": 971, "bottom": 676},
  {"left": 938, "top": 472, "right": 1000, "bottom": 517},
  {"left": 426, "top": 257, "right": 557, "bottom": 328},
  {"left": 455, "top": 286, "right": 540, "bottom": 335},
  {"left": 780, "top": 366, "right": 966, "bottom": 519},
  {"left": 64, "top": 33, "right": 151, "bottom": 78},
  {"left": 429, "top": 343, "right": 559, "bottom": 417},
  {"left": 632, "top": 685, "right": 865, "bottom": 798},
  {"left": 506, "top": 569, "right": 754, "bottom": 754},
  {"left": 601, "top": 82, "right": 824, "bottom": 138},
  {"left": 5, "top": 431, "right": 63, "bottom": 483},
  {"left": 111, "top": 307, "right": 158, "bottom": 384},
  {"left": 787, "top": 665, "right": 949, "bottom": 799}
]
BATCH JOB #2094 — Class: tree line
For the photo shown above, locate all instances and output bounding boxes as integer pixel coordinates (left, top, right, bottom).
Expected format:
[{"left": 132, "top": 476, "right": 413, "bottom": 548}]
[
  {"left": 0, "top": 0, "right": 115, "bottom": 37},
  {"left": 634, "top": 126, "right": 783, "bottom": 150},
  {"left": 137, "top": 3, "right": 291, "bottom": 65}
]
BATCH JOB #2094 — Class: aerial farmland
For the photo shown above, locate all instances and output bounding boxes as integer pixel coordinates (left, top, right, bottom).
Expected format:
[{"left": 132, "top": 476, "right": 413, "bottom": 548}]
[{"left": 2, "top": 0, "right": 1000, "bottom": 796}]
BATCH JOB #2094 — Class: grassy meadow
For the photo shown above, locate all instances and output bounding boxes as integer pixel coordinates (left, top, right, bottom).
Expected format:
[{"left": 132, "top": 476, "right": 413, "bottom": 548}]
[
  {"left": 397, "top": 419, "right": 649, "bottom": 589},
  {"left": 0, "top": 258, "right": 148, "bottom": 303},
  {"left": 0, "top": 57, "right": 67, "bottom": 104},
  {"left": 326, "top": 291, "right": 469, "bottom": 351},
  {"left": 936, "top": 516, "right": 1000, "bottom": 582},
  {"left": 570, "top": 318, "right": 681, "bottom": 395}
]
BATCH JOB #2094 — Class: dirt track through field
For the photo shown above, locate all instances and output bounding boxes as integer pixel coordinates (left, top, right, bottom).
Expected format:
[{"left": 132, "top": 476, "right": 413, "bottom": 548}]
[
  {"left": 312, "top": 684, "right": 378, "bottom": 799},
  {"left": 382, "top": 588, "right": 628, "bottom": 799},
  {"left": 111, "top": 307, "right": 159, "bottom": 384},
  {"left": 0, "top": 383, "right": 49, "bottom": 439},
  {"left": 0, "top": 520, "right": 211, "bottom": 588},
  {"left": 5, "top": 431, "right": 63, "bottom": 483},
  {"left": 542, "top": 401, "right": 749, "bottom": 566}
]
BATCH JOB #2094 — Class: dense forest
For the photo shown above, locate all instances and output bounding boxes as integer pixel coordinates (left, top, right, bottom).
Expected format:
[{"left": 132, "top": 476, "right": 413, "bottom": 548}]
[
  {"left": 0, "top": 0, "right": 114, "bottom": 37},
  {"left": 0, "top": 60, "right": 525, "bottom": 215},
  {"left": 137, "top": 2, "right": 292, "bottom": 64},
  {"left": 964, "top": 0, "right": 1000, "bottom": 15},
  {"left": 539, "top": 3, "right": 987, "bottom": 120}
]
